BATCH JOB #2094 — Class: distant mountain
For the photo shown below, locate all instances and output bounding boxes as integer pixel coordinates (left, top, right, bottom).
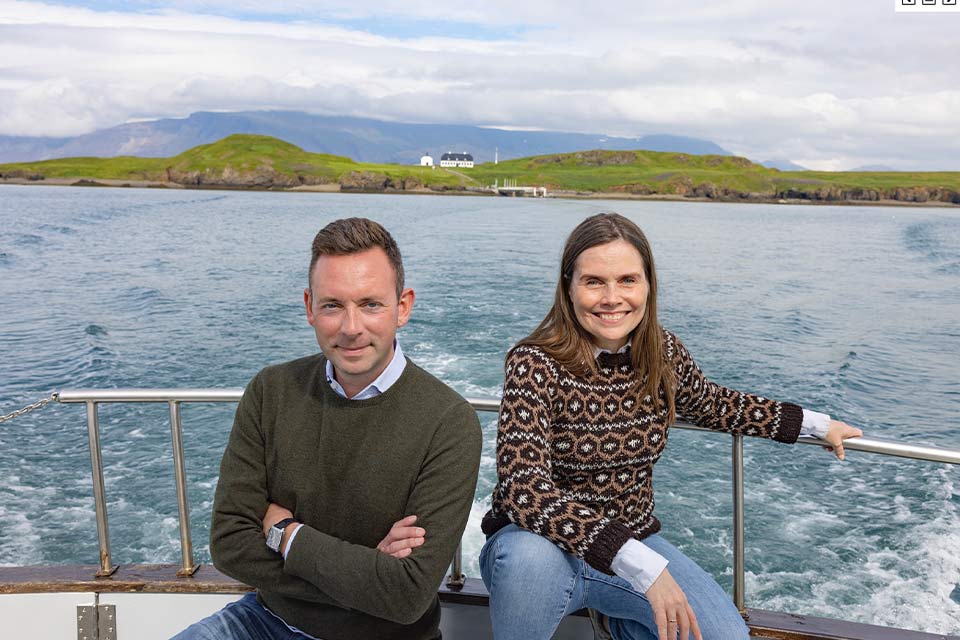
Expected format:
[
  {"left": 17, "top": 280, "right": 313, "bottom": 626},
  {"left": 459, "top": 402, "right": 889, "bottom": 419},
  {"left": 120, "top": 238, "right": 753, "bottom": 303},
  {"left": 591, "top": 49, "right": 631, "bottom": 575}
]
[
  {"left": 0, "top": 111, "right": 732, "bottom": 164},
  {"left": 850, "top": 164, "right": 898, "bottom": 172},
  {"left": 761, "top": 158, "right": 808, "bottom": 171}
]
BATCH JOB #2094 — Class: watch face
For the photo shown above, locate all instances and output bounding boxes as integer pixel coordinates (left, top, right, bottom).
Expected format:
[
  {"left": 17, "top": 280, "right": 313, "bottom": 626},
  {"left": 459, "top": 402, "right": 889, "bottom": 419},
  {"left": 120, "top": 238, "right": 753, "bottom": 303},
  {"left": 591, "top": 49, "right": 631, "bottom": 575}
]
[{"left": 266, "top": 526, "right": 283, "bottom": 552}]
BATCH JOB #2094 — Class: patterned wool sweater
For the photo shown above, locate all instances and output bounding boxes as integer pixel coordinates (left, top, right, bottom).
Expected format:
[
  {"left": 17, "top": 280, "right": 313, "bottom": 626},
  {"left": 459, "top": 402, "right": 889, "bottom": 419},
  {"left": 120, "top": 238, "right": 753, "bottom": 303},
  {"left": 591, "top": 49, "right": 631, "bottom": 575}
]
[{"left": 481, "top": 328, "right": 803, "bottom": 574}]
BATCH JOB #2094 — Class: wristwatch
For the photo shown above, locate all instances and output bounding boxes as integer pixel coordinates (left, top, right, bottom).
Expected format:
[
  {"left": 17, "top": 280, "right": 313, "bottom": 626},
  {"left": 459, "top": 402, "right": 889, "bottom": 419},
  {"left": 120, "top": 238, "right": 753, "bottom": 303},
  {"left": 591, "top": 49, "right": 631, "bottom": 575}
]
[{"left": 266, "top": 517, "right": 298, "bottom": 553}]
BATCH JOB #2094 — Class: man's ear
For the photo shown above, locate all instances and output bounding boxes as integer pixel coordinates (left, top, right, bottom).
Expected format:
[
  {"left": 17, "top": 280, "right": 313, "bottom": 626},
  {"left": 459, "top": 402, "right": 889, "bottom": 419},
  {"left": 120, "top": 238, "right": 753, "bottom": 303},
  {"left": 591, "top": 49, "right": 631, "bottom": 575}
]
[
  {"left": 304, "top": 288, "right": 314, "bottom": 325},
  {"left": 396, "top": 288, "right": 415, "bottom": 328}
]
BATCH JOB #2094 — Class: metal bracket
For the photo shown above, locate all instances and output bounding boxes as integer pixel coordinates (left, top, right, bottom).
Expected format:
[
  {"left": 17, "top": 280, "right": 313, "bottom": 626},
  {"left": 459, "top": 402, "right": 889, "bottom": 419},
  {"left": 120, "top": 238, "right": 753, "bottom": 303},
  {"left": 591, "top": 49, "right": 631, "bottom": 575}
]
[
  {"left": 99, "top": 604, "right": 117, "bottom": 640},
  {"left": 77, "top": 604, "right": 117, "bottom": 640},
  {"left": 77, "top": 606, "right": 96, "bottom": 640},
  {"left": 445, "top": 571, "right": 465, "bottom": 589}
]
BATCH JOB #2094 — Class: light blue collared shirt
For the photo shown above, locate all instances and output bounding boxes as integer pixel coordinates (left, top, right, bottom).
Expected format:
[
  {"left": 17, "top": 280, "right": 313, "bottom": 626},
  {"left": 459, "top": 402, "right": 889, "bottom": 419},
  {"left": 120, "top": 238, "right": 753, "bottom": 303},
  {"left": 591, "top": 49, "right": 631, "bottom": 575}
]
[{"left": 324, "top": 340, "right": 407, "bottom": 400}]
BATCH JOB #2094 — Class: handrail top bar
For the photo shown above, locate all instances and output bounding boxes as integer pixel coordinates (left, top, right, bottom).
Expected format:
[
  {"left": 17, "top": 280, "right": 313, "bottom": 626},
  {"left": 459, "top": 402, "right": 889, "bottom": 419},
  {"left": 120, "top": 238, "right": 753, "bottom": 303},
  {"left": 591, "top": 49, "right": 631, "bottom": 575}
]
[
  {"left": 57, "top": 389, "right": 503, "bottom": 408},
  {"left": 58, "top": 389, "right": 245, "bottom": 403},
  {"left": 55, "top": 389, "right": 959, "bottom": 465}
]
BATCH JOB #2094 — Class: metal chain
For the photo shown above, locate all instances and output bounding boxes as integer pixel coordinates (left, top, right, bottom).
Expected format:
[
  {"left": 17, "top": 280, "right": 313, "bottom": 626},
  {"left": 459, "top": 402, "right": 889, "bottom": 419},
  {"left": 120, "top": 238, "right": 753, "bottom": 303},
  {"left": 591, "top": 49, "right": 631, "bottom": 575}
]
[{"left": 0, "top": 393, "right": 57, "bottom": 423}]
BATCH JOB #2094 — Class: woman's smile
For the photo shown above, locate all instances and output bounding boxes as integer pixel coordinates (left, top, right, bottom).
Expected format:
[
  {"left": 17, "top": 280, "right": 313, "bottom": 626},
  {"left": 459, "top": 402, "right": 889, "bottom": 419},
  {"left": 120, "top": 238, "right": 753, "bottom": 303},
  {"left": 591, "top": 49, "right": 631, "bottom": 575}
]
[{"left": 594, "top": 310, "right": 628, "bottom": 323}]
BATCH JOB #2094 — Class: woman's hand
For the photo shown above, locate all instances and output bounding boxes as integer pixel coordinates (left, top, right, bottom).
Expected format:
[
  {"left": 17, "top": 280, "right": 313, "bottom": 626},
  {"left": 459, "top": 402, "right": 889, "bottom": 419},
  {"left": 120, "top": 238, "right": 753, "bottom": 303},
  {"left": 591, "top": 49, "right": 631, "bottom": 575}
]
[
  {"left": 645, "top": 568, "right": 702, "bottom": 640},
  {"left": 821, "top": 420, "right": 863, "bottom": 461}
]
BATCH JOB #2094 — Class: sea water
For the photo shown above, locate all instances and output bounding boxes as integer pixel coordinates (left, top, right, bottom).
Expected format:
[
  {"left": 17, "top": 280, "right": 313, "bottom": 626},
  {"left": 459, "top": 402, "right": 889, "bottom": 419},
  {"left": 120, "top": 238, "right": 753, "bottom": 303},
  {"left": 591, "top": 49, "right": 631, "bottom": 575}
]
[{"left": 1, "top": 185, "right": 958, "bottom": 634}]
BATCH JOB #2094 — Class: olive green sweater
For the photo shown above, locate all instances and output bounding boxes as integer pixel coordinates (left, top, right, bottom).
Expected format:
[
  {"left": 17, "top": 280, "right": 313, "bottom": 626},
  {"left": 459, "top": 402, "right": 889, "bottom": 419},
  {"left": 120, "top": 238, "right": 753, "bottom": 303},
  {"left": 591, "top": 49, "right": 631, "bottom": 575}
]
[{"left": 210, "top": 354, "right": 482, "bottom": 640}]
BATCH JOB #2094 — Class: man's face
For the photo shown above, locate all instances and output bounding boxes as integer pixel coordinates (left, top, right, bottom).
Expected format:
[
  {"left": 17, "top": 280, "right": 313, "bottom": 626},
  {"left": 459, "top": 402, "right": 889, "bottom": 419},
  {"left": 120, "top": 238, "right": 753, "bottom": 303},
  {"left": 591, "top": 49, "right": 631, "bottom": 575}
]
[{"left": 305, "top": 247, "right": 414, "bottom": 398}]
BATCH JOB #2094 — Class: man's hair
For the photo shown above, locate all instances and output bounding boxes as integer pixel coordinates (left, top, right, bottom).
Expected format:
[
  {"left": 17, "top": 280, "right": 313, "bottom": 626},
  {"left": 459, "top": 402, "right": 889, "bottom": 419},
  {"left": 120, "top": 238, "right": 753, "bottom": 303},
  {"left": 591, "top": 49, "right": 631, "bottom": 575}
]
[{"left": 308, "top": 217, "right": 405, "bottom": 298}]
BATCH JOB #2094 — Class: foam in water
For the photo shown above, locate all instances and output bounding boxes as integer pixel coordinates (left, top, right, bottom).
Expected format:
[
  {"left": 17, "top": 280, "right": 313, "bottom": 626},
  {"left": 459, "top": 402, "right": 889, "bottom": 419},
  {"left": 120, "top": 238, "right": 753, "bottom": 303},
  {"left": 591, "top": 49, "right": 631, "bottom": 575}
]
[
  {"left": 747, "top": 467, "right": 960, "bottom": 634},
  {"left": 860, "top": 508, "right": 960, "bottom": 634}
]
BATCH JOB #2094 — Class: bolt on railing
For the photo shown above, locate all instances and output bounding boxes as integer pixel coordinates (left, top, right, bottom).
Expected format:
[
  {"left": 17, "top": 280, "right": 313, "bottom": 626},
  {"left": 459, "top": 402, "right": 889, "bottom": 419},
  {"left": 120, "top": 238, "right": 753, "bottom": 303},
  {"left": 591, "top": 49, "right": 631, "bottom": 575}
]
[{"left": 56, "top": 389, "right": 960, "bottom": 601}]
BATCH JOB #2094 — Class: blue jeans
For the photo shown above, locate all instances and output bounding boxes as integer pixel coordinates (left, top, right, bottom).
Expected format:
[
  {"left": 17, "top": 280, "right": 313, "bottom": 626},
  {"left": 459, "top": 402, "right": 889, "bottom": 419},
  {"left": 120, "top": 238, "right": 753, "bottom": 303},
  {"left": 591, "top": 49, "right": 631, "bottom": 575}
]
[
  {"left": 171, "top": 593, "right": 316, "bottom": 640},
  {"left": 479, "top": 524, "right": 750, "bottom": 640}
]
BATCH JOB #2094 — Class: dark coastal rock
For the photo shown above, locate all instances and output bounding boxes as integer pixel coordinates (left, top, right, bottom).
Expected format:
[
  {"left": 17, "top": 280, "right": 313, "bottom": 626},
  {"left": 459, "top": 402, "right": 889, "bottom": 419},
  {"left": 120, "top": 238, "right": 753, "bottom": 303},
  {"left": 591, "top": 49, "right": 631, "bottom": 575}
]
[
  {"left": 163, "top": 164, "right": 335, "bottom": 189},
  {"left": 339, "top": 171, "right": 393, "bottom": 191},
  {"left": 773, "top": 185, "right": 960, "bottom": 204},
  {"left": 425, "top": 183, "right": 467, "bottom": 192},
  {"left": 894, "top": 187, "right": 928, "bottom": 202},
  {"left": 886, "top": 186, "right": 960, "bottom": 203},
  {"left": 670, "top": 175, "right": 695, "bottom": 195},
  {"left": 0, "top": 169, "right": 44, "bottom": 180},
  {"left": 692, "top": 182, "right": 726, "bottom": 198},
  {"left": 295, "top": 173, "right": 334, "bottom": 186}
]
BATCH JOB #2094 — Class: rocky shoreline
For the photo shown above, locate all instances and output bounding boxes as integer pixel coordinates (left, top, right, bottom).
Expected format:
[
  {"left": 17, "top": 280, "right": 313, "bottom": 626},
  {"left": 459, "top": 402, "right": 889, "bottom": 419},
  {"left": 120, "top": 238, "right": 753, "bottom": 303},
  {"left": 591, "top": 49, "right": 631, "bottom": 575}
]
[{"left": 2, "top": 173, "right": 959, "bottom": 208}]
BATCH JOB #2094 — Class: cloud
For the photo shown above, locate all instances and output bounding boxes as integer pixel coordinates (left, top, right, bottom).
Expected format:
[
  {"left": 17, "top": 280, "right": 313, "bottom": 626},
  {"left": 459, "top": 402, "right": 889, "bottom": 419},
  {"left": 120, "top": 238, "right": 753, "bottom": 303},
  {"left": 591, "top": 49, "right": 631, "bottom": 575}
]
[{"left": 1, "top": 0, "right": 958, "bottom": 169}]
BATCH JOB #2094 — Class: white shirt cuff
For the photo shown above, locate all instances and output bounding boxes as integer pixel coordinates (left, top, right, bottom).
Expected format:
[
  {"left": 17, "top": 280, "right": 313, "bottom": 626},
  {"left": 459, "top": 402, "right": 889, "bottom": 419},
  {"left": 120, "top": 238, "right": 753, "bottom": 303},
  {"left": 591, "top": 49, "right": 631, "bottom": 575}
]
[
  {"left": 610, "top": 538, "right": 669, "bottom": 593},
  {"left": 282, "top": 525, "right": 301, "bottom": 559},
  {"left": 800, "top": 409, "right": 831, "bottom": 438}
]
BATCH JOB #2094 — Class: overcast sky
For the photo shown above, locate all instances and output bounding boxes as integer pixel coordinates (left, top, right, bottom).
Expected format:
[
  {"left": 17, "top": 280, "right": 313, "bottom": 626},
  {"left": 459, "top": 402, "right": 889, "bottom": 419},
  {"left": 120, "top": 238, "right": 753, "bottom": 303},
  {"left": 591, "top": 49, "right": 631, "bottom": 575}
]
[{"left": 1, "top": 0, "right": 958, "bottom": 170}]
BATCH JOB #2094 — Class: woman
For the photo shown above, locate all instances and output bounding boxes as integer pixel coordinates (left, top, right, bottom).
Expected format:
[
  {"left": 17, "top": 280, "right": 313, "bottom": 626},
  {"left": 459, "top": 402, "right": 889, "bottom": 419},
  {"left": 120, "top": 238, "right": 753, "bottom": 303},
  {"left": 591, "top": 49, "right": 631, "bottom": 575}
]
[{"left": 480, "top": 213, "right": 862, "bottom": 640}]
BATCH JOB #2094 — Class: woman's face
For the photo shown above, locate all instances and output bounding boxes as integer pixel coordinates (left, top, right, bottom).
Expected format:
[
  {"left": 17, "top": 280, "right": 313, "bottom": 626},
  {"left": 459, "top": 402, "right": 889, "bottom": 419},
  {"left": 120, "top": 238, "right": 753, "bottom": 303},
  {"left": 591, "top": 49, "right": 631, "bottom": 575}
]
[{"left": 569, "top": 239, "right": 649, "bottom": 352}]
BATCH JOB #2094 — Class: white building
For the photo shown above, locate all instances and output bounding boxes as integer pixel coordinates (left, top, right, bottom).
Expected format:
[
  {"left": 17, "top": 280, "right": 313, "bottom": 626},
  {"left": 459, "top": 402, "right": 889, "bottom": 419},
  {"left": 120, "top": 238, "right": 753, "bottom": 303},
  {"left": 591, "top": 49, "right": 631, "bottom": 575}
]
[
  {"left": 419, "top": 153, "right": 433, "bottom": 166},
  {"left": 439, "top": 151, "right": 474, "bottom": 168}
]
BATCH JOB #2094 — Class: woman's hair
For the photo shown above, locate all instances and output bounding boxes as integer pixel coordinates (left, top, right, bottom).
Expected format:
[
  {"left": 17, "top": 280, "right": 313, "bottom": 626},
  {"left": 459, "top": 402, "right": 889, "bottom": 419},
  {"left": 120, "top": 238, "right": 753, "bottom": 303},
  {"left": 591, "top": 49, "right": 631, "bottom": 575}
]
[{"left": 517, "top": 212, "right": 676, "bottom": 422}]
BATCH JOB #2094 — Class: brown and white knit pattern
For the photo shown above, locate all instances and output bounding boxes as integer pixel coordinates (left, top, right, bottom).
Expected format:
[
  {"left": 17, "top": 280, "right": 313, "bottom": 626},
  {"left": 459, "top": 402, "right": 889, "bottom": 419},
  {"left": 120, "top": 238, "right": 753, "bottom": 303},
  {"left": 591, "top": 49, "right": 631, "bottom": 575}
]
[{"left": 482, "top": 328, "right": 803, "bottom": 574}]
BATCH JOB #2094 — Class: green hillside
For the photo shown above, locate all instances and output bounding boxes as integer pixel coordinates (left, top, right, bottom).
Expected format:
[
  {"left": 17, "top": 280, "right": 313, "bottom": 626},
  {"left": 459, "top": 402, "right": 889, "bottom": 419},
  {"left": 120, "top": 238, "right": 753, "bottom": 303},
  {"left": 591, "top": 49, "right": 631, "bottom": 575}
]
[
  {"left": 2, "top": 134, "right": 958, "bottom": 204},
  {"left": 472, "top": 150, "right": 772, "bottom": 192},
  {"left": 470, "top": 149, "right": 960, "bottom": 202},
  {"left": 0, "top": 134, "right": 473, "bottom": 189}
]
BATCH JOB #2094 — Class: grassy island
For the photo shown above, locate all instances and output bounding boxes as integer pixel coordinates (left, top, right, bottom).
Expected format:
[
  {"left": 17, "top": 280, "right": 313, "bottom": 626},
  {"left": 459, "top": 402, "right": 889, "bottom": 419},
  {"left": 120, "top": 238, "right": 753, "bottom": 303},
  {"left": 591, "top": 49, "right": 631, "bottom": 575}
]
[{"left": 2, "top": 134, "right": 958, "bottom": 206}]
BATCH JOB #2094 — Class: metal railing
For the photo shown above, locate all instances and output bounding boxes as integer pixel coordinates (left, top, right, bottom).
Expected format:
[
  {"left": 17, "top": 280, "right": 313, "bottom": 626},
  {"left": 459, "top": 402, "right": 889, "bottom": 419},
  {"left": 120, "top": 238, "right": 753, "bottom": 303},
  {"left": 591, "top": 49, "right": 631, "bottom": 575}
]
[{"left": 55, "top": 389, "right": 960, "bottom": 605}]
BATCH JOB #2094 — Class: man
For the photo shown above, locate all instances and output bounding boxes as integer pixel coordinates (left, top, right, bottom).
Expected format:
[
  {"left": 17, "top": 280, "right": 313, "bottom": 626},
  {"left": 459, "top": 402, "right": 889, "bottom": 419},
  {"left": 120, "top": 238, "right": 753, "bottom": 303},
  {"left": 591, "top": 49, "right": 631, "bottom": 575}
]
[{"left": 175, "top": 217, "right": 483, "bottom": 640}]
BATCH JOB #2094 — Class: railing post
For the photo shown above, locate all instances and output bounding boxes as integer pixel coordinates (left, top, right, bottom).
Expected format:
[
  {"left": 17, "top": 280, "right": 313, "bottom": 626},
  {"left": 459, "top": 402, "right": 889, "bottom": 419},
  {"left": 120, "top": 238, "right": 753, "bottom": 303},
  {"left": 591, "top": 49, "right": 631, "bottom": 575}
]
[
  {"left": 85, "top": 401, "right": 117, "bottom": 576},
  {"left": 446, "top": 541, "right": 465, "bottom": 589},
  {"left": 732, "top": 434, "right": 745, "bottom": 611},
  {"left": 168, "top": 400, "right": 197, "bottom": 576}
]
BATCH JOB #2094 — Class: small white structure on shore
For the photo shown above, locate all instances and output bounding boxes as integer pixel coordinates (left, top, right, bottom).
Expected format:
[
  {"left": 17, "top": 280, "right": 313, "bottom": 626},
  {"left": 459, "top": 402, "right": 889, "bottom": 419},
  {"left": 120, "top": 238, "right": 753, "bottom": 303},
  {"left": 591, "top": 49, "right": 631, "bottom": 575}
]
[
  {"left": 419, "top": 153, "right": 434, "bottom": 166},
  {"left": 440, "top": 151, "right": 474, "bottom": 168}
]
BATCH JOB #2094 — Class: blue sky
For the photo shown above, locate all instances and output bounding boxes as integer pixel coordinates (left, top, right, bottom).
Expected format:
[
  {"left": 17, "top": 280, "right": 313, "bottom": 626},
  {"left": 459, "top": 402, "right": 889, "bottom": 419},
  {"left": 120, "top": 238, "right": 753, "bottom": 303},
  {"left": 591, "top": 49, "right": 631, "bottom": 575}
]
[
  {"left": 43, "top": 0, "right": 531, "bottom": 38},
  {"left": 1, "top": 0, "right": 958, "bottom": 170}
]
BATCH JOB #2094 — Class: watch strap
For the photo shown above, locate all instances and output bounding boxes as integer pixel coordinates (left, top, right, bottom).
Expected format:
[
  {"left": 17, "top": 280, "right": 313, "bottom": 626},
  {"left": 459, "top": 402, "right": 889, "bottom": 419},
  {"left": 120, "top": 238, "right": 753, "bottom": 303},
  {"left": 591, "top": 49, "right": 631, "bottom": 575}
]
[{"left": 273, "top": 517, "right": 298, "bottom": 531}]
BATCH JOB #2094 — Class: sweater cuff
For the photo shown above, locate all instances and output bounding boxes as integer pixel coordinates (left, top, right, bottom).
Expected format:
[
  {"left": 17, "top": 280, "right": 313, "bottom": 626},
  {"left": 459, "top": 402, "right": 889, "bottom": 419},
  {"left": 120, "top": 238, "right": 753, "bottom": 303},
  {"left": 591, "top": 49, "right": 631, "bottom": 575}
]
[
  {"left": 282, "top": 523, "right": 325, "bottom": 583},
  {"left": 583, "top": 520, "right": 635, "bottom": 574},
  {"left": 774, "top": 402, "right": 804, "bottom": 443}
]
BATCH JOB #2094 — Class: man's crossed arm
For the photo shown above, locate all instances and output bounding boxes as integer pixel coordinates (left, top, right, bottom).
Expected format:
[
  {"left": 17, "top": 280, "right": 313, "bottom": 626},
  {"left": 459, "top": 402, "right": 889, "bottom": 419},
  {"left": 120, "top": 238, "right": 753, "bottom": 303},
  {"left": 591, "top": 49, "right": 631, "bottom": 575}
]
[{"left": 262, "top": 504, "right": 426, "bottom": 560}]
